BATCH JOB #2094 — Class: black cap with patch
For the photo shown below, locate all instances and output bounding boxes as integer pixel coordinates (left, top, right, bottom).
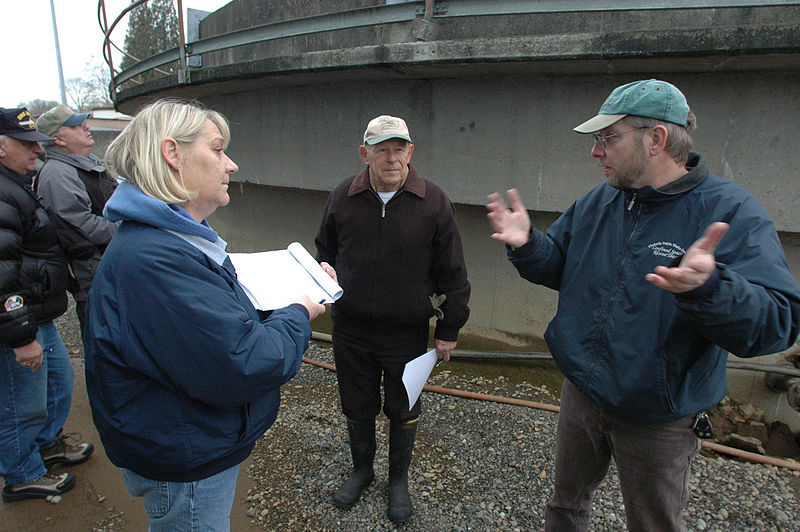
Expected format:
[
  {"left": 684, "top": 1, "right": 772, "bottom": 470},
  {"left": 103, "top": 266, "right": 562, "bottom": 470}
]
[{"left": 0, "top": 108, "right": 52, "bottom": 142}]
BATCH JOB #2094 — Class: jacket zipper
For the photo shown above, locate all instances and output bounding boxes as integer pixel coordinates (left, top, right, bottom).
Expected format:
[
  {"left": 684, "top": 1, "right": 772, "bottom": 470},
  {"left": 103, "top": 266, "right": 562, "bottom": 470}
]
[
  {"left": 376, "top": 188, "right": 403, "bottom": 218},
  {"left": 585, "top": 194, "right": 642, "bottom": 387},
  {"left": 627, "top": 191, "right": 638, "bottom": 211}
]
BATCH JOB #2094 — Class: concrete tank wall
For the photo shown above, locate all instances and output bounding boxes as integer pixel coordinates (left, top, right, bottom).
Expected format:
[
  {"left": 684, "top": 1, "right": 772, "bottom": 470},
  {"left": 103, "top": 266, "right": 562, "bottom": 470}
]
[
  {"left": 113, "top": 0, "right": 800, "bottom": 426},
  {"left": 207, "top": 68, "right": 800, "bottom": 230},
  {"left": 207, "top": 178, "right": 800, "bottom": 344},
  {"left": 207, "top": 180, "right": 800, "bottom": 430}
]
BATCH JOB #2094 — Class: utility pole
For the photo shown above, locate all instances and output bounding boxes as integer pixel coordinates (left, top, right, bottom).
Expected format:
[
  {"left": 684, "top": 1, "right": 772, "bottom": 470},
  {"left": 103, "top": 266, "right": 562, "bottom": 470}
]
[{"left": 49, "top": 0, "right": 67, "bottom": 105}]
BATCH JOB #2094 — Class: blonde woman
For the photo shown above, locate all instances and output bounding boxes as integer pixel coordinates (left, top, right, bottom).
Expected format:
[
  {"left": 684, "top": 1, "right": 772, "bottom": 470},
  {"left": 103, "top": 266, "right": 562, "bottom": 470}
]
[{"left": 83, "top": 99, "right": 324, "bottom": 530}]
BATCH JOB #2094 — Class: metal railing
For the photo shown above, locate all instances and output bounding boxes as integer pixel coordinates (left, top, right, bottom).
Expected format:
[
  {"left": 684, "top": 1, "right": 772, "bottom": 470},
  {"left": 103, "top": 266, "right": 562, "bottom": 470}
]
[{"left": 99, "top": 0, "right": 800, "bottom": 100}]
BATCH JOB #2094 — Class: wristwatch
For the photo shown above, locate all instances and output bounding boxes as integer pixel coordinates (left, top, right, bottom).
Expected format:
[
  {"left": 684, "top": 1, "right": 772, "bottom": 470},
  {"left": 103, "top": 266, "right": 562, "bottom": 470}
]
[{"left": 4, "top": 295, "right": 23, "bottom": 312}]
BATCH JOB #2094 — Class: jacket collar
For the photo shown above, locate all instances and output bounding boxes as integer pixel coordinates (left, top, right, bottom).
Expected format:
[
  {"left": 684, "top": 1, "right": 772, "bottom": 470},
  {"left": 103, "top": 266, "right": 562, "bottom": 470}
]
[
  {"left": 44, "top": 146, "right": 106, "bottom": 172},
  {"left": 347, "top": 164, "right": 426, "bottom": 198},
  {"left": 631, "top": 152, "right": 709, "bottom": 201},
  {"left": 657, "top": 152, "right": 708, "bottom": 195},
  {"left": 104, "top": 181, "right": 221, "bottom": 243},
  {"left": 0, "top": 161, "right": 34, "bottom": 189}
]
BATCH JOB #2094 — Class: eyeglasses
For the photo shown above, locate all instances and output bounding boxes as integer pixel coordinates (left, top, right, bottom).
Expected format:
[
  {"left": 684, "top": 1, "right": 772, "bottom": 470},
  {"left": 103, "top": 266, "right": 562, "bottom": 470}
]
[{"left": 591, "top": 127, "right": 648, "bottom": 150}]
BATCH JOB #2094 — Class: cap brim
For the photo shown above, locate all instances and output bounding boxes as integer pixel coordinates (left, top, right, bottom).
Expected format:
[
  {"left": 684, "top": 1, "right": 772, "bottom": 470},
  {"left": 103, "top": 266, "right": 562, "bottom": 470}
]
[
  {"left": 6, "top": 130, "right": 53, "bottom": 142},
  {"left": 63, "top": 113, "right": 90, "bottom": 127},
  {"left": 364, "top": 133, "right": 412, "bottom": 145},
  {"left": 573, "top": 113, "right": 626, "bottom": 134}
]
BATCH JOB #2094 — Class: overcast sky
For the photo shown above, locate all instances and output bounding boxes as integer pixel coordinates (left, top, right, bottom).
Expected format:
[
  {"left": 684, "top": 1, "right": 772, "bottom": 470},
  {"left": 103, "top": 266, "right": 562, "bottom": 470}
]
[{"left": 1, "top": 0, "right": 231, "bottom": 108}]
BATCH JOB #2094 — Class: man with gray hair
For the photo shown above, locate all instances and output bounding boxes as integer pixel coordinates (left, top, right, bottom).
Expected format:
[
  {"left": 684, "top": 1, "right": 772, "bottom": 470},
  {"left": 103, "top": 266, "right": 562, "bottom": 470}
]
[
  {"left": 0, "top": 107, "right": 93, "bottom": 503},
  {"left": 487, "top": 79, "right": 800, "bottom": 530},
  {"left": 36, "top": 105, "right": 117, "bottom": 334},
  {"left": 316, "top": 114, "right": 470, "bottom": 523}
]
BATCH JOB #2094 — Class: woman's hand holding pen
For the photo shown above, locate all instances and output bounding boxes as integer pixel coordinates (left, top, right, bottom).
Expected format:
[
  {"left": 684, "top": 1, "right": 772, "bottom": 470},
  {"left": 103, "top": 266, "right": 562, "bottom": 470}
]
[{"left": 294, "top": 294, "right": 326, "bottom": 321}]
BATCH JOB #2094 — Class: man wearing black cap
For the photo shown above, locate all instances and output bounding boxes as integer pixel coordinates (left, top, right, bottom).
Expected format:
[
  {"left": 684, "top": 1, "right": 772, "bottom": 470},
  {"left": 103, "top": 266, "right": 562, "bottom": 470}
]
[
  {"left": 487, "top": 80, "right": 800, "bottom": 530},
  {"left": 0, "top": 107, "right": 93, "bottom": 503},
  {"left": 36, "top": 105, "right": 117, "bottom": 334}
]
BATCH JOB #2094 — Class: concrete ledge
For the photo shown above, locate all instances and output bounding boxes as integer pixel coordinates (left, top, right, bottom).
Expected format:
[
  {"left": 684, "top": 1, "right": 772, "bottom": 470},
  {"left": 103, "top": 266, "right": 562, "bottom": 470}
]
[{"left": 115, "top": 22, "right": 800, "bottom": 113}]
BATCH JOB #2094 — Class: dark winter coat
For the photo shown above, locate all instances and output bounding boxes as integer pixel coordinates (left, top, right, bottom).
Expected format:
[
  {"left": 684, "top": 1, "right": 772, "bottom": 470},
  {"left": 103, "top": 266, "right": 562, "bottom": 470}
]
[
  {"left": 509, "top": 153, "right": 800, "bottom": 423},
  {"left": 315, "top": 164, "right": 470, "bottom": 341},
  {"left": 0, "top": 162, "right": 68, "bottom": 347},
  {"left": 37, "top": 148, "right": 117, "bottom": 301},
  {"left": 84, "top": 182, "right": 311, "bottom": 481}
]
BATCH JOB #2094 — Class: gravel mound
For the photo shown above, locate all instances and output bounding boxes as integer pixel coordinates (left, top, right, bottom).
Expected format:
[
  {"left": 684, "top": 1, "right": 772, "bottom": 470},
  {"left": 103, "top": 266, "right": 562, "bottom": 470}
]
[{"left": 244, "top": 344, "right": 800, "bottom": 531}]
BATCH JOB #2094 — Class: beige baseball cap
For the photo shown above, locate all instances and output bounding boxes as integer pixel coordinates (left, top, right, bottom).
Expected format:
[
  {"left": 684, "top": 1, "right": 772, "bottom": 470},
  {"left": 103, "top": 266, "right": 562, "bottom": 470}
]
[{"left": 362, "top": 115, "right": 412, "bottom": 145}]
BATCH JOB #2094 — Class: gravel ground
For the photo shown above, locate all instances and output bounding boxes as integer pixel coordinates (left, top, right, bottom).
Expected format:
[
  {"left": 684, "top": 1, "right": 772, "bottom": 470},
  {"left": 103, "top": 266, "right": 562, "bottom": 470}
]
[
  {"left": 53, "top": 305, "right": 800, "bottom": 531},
  {"left": 246, "top": 343, "right": 800, "bottom": 531}
]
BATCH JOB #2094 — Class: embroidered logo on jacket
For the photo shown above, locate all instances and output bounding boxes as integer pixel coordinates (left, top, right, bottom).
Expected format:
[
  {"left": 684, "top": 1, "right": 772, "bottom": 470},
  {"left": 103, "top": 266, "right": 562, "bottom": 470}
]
[{"left": 648, "top": 241, "right": 685, "bottom": 259}]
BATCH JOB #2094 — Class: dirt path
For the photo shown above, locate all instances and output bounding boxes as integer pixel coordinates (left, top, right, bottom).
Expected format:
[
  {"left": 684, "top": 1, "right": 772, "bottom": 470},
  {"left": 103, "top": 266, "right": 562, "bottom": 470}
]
[{"left": 0, "top": 357, "right": 260, "bottom": 531}]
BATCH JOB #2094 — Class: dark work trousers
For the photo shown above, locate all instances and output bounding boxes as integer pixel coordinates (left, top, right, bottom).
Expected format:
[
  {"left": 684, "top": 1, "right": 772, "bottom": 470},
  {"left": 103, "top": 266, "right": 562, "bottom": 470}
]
[
  {"left": 75, "top": 299, "right": 87, "bottom": 340},
  {"left": 546, "top": 379, "right": 701, "bottom": 532},
  {"left": 332, "top": 318, "right": 429, "bottom": 423}
]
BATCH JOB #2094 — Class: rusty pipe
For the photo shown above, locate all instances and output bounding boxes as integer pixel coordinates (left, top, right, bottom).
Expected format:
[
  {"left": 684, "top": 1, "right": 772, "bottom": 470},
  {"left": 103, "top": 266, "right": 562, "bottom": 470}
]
[{"left": 301, "top": 356, "right": 800, "bottom": 471}]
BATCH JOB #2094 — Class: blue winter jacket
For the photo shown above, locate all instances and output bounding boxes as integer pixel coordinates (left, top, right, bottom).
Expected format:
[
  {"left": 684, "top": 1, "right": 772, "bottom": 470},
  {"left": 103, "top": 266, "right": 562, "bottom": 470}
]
[
  {"left": 509, "top": 153, "right": 800, "bottom": 423},
  {"left": 84, "top": 182, "right": 311, "bottom": 481}
]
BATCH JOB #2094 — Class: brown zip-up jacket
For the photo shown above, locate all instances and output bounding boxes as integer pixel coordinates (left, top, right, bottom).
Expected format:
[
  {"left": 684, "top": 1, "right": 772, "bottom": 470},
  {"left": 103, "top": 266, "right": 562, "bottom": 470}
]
[{"left": 315, "top": 164, "right": 470, "bottom": 341}]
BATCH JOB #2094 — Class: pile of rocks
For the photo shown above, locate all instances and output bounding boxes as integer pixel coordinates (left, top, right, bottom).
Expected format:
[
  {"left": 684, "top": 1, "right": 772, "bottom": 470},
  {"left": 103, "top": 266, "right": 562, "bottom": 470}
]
[{"left": 709, "top": 397, "right": 800, "bottom": 459}]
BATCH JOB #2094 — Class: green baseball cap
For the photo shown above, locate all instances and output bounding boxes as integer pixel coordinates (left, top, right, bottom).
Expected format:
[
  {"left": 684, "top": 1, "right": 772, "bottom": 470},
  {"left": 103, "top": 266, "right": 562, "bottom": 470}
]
[
  {"left": 574, "top": 79, "right": 690, "bottom": 133},
  {"left": 36, "top": 105, "right": 90, "bottom": 137}
]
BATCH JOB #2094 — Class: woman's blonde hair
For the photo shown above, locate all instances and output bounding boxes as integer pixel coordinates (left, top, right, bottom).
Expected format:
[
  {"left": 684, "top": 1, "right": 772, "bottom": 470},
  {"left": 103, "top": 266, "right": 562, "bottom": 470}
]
[{"left": 104, "top": 99, "right": 231, "bottom": 204}]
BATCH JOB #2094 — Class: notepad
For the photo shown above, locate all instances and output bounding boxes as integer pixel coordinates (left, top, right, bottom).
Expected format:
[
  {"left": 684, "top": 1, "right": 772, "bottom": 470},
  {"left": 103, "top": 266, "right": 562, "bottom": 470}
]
[{"left": 229, "top": 242, "right": 343, "bottom": 311}]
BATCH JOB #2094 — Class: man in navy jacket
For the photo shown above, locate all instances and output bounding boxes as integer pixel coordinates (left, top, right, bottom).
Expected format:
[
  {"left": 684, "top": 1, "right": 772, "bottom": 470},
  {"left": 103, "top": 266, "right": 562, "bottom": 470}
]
[{"left": 487, "top": 80, "right": 800, "bottom": 531}]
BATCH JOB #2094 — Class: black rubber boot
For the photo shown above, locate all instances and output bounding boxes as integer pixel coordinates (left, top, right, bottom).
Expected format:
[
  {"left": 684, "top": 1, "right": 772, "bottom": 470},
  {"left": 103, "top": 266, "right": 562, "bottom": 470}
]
[
  {"left": 387, "top": 418, "right": 418, "bottom": 523},
  {"left": 333, "top": 418, "right": 376, "bottom": 509}
]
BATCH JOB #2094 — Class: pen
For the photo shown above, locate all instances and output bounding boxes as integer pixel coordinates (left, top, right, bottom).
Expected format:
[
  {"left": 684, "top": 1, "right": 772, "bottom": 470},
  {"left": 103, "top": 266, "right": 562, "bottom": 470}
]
[
  {"left": 319, "top": 299, "right": 326, "bottom": 304},
  {"left": 436, "top": 358, "right": 443, "bottom": 367}
]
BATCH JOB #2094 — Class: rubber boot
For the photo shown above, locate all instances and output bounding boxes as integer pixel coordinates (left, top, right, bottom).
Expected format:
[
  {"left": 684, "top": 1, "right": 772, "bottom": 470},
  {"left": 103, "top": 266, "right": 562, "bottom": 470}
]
[
  {"left": 333, "top": 418, "right": 376, "bottom": 509},
  {"left": 387, "top": 417, "right": 418, "bottom": 523}
]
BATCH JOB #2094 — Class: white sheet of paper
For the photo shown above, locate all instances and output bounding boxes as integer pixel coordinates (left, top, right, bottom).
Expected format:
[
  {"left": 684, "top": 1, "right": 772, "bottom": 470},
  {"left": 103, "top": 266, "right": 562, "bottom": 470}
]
[
  {"left": 286, "top": 242, "right": 343, "bottom": 302},
  {"left": 229, "top": 242, "right": 343, "bottom": 310},
  {"left": 402, "top": 348, "right": 438, "bottom": 411}
]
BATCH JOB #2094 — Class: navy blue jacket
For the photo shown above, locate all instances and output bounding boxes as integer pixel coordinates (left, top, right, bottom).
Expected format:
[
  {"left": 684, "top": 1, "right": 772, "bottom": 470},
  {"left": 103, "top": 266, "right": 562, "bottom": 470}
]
[
  {"left": 509, "top": 153, "right": 800, "bottom": 423},
  {"left": 84, "top": 183, "right": 311, "bottom": 481}
]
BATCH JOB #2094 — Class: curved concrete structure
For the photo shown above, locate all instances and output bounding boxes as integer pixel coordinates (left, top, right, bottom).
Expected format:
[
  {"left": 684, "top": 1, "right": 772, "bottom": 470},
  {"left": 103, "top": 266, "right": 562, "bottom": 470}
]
[{"left": 112, "top": 0, "right": 800, "bottom": 427}]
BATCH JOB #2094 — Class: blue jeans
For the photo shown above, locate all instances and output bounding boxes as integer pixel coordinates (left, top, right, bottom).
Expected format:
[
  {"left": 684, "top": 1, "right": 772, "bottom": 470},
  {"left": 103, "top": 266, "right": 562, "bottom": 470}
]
[
  {"left": 120, "top": 464, "right": 240, "bottom": 532},
  {"left": 0, "top": 322, "right": 73, "bottom": 484}
]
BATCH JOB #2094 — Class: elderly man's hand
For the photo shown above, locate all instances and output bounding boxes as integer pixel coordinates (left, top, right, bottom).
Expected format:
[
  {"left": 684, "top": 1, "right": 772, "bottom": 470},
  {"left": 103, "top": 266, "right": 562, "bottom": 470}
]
[
  {"left": 14, "top": 340, "right": 43, "bottom": 372},
  {"left": 434, "top": 338, "right": 457, "bottom": 364},
  {"left": 487, "top": 189, "right": 532, "bottom": 248},
  {"left": 645, "top": 222, "right": 729, "bottom": 293},
  {"left": 320, "top": 262, "right": 338, "bottom": 284}
]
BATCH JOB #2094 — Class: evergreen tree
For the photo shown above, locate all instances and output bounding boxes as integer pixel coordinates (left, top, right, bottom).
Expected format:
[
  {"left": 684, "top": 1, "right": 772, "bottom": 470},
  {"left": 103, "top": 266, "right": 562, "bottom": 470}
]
[{"left": 120, "top": 0, "right": 180, "bottom": 81}]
